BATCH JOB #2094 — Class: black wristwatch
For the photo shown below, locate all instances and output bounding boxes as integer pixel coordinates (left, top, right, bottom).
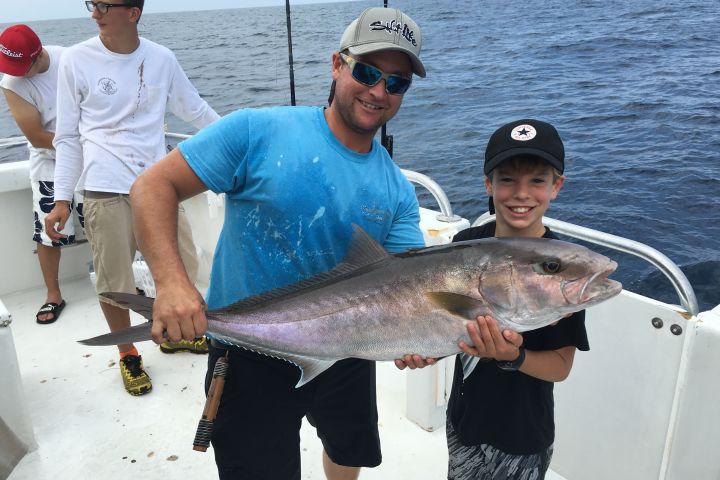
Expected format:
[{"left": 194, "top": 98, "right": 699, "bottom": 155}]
[{"left": 496, "top": 347, "right": 526, "bottom": 371}]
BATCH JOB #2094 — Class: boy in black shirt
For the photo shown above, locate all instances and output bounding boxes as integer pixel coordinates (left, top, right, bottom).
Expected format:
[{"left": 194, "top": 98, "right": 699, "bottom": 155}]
[{"left": 446, "top": 119, "right": 589, "bottom": 480}]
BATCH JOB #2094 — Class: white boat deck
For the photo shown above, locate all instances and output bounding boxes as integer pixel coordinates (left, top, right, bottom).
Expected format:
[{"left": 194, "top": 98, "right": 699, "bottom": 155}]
[{"left": 5, "top": 276, "right": 452, "bottom": 480}]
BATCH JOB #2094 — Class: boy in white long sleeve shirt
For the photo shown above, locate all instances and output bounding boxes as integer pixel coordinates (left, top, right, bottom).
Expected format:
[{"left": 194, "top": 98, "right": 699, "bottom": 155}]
[
  {"left": 52, "top": 30, "right": 219, "bottom": 201},
  {"left": 46, "top": 0, "right": 220, "bottom": 396}
]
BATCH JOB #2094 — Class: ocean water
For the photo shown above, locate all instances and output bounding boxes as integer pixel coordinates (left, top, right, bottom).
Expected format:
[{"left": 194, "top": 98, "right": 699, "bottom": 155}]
[{"left": 1, "top": 0, "right": 718, "bottom": 310}]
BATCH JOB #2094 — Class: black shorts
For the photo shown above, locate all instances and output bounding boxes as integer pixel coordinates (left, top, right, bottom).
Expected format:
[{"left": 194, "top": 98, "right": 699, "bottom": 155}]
[{"left": 205, "top": 342, "right": 381, "bottom": 480}]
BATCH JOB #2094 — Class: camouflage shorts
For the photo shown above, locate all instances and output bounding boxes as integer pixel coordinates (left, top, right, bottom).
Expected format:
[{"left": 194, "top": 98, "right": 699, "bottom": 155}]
[{"left": 447, "top": 421, "right": 553, "bottom": 480}]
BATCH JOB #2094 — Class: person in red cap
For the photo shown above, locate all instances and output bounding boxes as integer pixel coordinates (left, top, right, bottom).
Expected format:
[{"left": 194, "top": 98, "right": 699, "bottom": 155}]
[
  {"left": 0, "top": 24, "right": 84, "bottom": 324},
  {"left": 43, "top": 0, "right": 220, "bottom": 397}
]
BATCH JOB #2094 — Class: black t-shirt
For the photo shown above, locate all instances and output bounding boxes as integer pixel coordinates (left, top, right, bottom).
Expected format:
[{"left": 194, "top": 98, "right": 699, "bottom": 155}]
[{"left": 447, "top": 222, "right": 590, "bottom": 454}]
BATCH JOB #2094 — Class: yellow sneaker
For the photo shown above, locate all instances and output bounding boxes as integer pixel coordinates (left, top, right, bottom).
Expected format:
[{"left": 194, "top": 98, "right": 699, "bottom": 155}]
[
  {"left": 120, "top": 355, "right": 152, "bottom": 396},
  {"left": 160, "top": 336, "right": 209, "bottom": 354}
]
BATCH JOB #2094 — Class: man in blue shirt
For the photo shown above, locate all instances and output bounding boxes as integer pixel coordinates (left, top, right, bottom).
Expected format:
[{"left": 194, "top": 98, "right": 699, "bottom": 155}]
[{"left": 130, "top": 7, "right": 427, "bottom": 480}]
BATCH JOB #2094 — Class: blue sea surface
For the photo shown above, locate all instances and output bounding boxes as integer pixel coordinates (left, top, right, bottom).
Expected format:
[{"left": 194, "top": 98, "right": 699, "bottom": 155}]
[{"left": 1, "top": 0, "right": 718, "bottom": 310}]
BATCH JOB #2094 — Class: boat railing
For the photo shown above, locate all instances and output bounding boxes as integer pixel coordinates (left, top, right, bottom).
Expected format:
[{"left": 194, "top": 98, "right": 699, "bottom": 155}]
[
  {"left": 0, "top": 135, "right": 26, "bottom": 149},
  {"left": 2, "top": 132, "right": 464, "bottom": 224},
  {"left": 164, "top": 132, "right": 191, "bottom": 141},
  {"left": 400, "top": 169, "right": 463, "bottom": 224},
  {"left": 473, "top": 212, "right": 700, "bottom": 316},
  {"left": 4, "top": 132, "right": 695, "bottom": 314}
]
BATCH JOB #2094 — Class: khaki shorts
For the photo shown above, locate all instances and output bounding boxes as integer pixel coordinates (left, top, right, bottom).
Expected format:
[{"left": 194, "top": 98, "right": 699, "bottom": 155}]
[{"left": 83, "top": 191, "right": 198, "bottom": 306}]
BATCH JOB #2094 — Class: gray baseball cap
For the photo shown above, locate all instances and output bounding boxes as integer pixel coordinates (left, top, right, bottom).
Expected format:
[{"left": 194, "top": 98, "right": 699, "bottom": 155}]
[{"left": 339, "top": 7, "right": 425, "bottom": 78}]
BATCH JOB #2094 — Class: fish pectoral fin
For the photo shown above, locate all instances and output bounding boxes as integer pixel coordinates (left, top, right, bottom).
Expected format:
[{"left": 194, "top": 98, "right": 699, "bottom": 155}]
[
  {"left": 426, "top": 292, "right": 490, "bottom": 320},
  {"left": 282, "top": 354, "right": 337, "bottom": 388}
]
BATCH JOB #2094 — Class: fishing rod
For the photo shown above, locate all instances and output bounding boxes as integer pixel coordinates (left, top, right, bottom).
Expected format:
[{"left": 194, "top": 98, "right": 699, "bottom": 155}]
[
  {"left": 380, "top": 0, "right": 393, "bottom": 157},
  {"left": 285, "top": 0, "right": 296, "bottom": 106}
]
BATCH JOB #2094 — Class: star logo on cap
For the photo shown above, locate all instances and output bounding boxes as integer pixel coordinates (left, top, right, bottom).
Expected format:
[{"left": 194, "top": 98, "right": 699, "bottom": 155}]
[{"left": 510, "top": 124, "right": 537, "bottom": 141}]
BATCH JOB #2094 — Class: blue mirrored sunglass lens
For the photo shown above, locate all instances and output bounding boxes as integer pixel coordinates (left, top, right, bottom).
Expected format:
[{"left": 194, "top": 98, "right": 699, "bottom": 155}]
[
  {"left": 351, "top": 62, "right": 410, "bottom": 94},
  {"left": 385, "top": 76, "right": 411, "bottom": 94},
  {"left": 352, "top": 63, "right": 383, "bottom": 86}
]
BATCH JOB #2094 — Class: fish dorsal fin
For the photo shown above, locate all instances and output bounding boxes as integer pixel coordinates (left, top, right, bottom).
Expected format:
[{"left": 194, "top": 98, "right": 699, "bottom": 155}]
[
  {"left": 214, "top": 224, "right": 392, "bottom": 314},
  {"left": 343, "top": 223, "right": 391, "bottom": 267},
  {"left": 425, "top": 292, "right": 491, "bottom": 320}
]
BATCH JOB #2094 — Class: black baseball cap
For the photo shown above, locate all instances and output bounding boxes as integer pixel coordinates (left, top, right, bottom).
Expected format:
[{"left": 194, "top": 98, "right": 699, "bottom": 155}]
[{"left": 484, "top": 119, "right": 565, "bottom": 175}]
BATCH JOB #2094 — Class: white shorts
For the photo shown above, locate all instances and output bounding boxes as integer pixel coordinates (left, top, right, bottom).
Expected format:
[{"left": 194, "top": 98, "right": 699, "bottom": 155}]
[{"left": 31, "top": 180, "right": 84, "bottom": 247}]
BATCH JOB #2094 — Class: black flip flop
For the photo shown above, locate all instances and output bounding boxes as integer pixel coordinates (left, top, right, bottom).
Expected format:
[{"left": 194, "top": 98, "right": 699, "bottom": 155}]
[{"left": 36, "top": 300, "right": 66, "bottom": 325}]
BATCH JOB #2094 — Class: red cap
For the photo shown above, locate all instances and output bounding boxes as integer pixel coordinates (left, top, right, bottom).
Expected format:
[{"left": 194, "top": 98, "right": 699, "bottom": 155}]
[{"left": 0, "top": 25, "right": 42, "bottom": 77}]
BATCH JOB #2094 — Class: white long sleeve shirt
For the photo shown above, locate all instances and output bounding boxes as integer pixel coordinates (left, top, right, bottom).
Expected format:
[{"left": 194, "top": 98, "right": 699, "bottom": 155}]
[{"left": 53, "top": 36, "right": 220, "bottom": 201}]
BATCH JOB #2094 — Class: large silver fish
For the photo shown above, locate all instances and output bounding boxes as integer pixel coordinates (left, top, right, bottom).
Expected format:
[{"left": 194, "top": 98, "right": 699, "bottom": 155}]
[{"left": 80, "top": 225, "right": 621, "bottom": 386}]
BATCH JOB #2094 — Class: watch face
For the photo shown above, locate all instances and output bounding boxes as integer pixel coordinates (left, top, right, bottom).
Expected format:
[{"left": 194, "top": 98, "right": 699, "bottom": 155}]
[{"left": 496, "top": 361, "right": 518, "bottom": 371}]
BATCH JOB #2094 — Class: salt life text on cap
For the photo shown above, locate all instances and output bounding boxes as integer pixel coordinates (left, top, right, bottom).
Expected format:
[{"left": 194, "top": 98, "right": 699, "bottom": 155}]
[
  {"left": 339, "top": 7, "right": 425, "bottom": 77},
  {"left": 0, "top": 24, "right": 42, "bottom": 77},
  {"left": 484, "top": 119, "right": 565, "bottom": 175}
]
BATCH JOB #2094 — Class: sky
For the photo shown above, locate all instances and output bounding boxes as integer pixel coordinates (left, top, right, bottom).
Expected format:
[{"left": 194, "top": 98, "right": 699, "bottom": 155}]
[{"left": 0, "top": 0, "right": 346, "bottom": 24}]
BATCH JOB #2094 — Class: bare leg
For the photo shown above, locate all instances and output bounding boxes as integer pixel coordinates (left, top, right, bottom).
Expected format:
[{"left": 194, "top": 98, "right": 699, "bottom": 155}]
[
  {"left": 99, "top": 301, "right": 134, "bottom": 353},
  {"left": 323, "top": 450, "right": 360, "bottom": 480},
  {"left": 36, "top": 243, "right": 62, "bottom": 321}
]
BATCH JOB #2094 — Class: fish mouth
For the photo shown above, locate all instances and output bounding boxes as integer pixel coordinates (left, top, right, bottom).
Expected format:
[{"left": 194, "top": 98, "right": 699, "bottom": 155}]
[{"left": 563, "top": 260, "right": 622, "bottom": 305}]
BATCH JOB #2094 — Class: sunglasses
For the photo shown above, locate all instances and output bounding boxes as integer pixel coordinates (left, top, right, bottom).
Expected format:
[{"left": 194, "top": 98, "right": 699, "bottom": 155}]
[
  {"left": 85, "top": 1, "right": 137, "bottom": 13},
  {"left": 340, "top": 53, "right": 412, "bottom": 96}
]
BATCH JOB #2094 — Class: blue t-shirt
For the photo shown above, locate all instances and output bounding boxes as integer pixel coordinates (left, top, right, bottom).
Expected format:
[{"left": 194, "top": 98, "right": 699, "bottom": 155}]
[{"left": 179, "top": 106, "right": 424, "bottom": 309}]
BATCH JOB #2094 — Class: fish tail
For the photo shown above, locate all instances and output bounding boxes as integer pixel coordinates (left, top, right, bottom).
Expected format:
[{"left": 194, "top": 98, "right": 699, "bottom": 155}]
[
  {"left": 78, "top": 322, "right": 153, "bottom": 346},
  {"left": 101, "top": 292, "right": 155, "bottom": 320},
  {"left": 77, "top": 292, "right": 155, "bottom": 346}
]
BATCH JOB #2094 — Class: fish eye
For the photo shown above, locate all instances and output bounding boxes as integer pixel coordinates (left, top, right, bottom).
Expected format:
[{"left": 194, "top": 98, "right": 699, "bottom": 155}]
[
  {"left": 543, "top": 260, "right": 562, "bottom": 274},
  {"left": 533, "top": 259, "right": 563, "bottom": 275}
]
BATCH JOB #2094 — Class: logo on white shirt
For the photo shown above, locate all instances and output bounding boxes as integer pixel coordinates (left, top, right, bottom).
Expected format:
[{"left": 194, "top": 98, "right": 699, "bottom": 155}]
[{"left": 98, "top": 77, "right": 118, "bottom": 95}]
